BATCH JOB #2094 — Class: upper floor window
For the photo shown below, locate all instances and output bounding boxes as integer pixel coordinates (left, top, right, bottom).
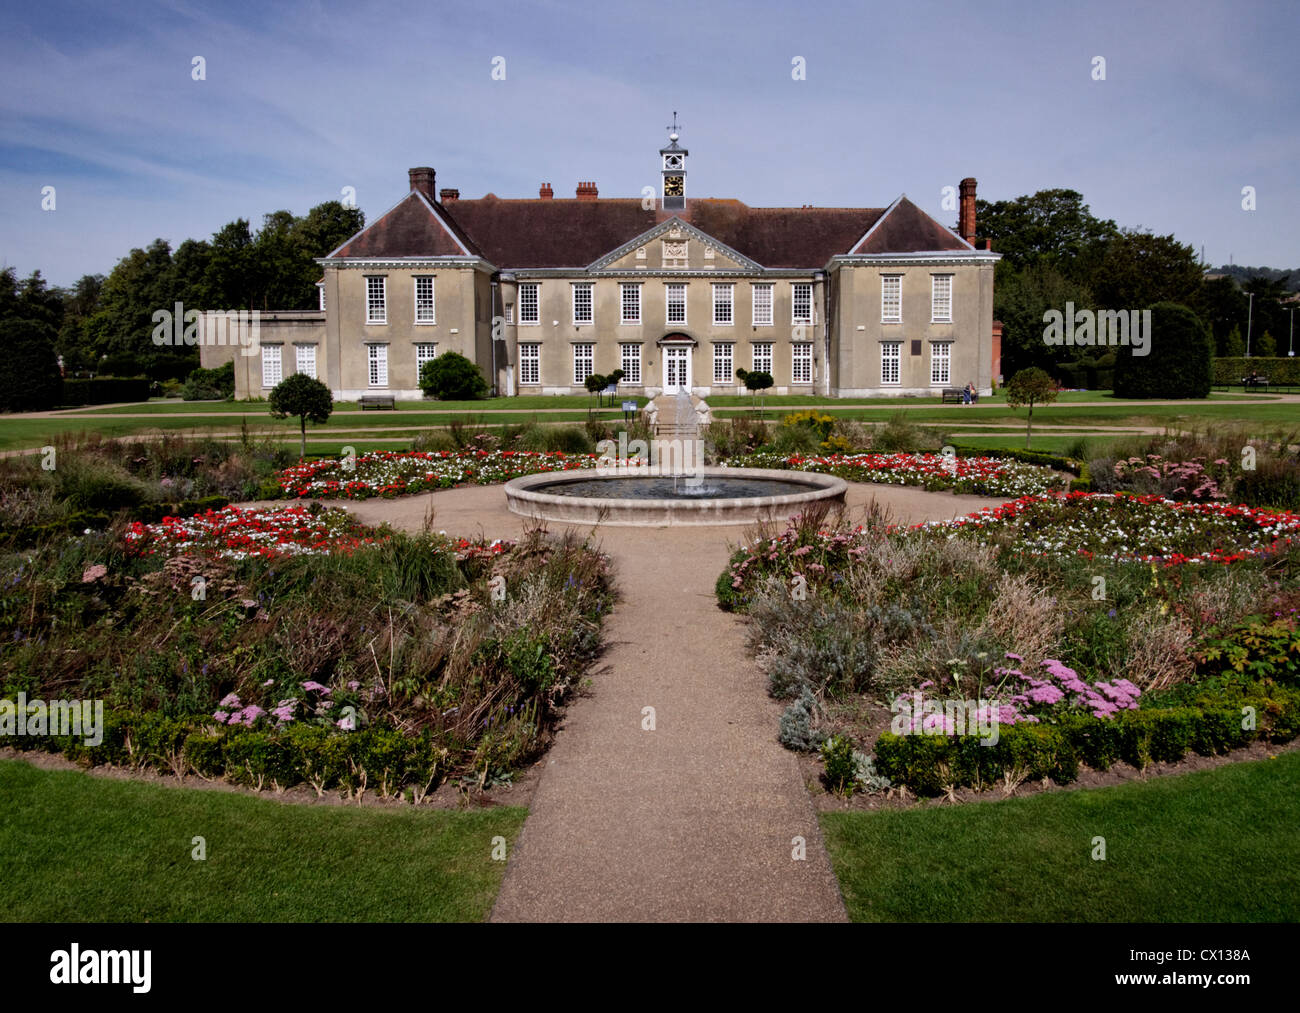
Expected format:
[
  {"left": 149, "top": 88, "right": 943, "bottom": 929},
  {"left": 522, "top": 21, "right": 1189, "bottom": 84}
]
[
  {"left": 414, "top": 276, "right": 436, "bottom": 323},
  {"left": 573, "top": 283, "right": 594, "bottom": 325},
  {"left": 518, "top": 282, "right": 540, "bottom": 324},
  {"left": 752, "top": 284, "right": 773, "bottom": 326},
  {"left": 881, "top": 275, "right": 901, "bottom": 323},
  {"left": 366, "top": 276, "right": 387, "bottom": 324},
  {"left": 317, "top": 283, "right": 325, "bottom": 312},
  {"left": 712, "top": 284, "right": 734, "bottom": 325},
  {"left": 792, "top": 282, "right": 813, "bottom": 324},
  {"left": 621, "top": 283, "right": 641, "bottom": 324},
  {"left": 931, "top": 274, "right": 953, "bottom": 323},
  {"left": 666, "top": 283, "right": 687, "bottom": 324}
]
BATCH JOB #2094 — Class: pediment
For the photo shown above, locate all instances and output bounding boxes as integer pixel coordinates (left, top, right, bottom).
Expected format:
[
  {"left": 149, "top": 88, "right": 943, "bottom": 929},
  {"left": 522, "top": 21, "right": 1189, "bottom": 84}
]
[{"left": 589, "top": 218, "right": 761, "bottom": 273}]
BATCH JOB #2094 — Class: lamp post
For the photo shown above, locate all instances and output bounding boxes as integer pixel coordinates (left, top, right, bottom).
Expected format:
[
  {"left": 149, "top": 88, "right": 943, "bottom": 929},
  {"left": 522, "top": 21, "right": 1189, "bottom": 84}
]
[
  {"left": 1290, "top": 307, "right": 1295, "bottom": 357},
  {"left": 1246, "top": 292, "right": 1254, "bottom": 357}
]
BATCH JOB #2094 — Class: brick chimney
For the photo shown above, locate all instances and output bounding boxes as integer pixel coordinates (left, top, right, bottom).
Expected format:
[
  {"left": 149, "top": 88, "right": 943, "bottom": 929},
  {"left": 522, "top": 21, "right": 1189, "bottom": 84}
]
[
  {"left": 439, "top": 188, "right": 459, "bottom": 203},
  {"left": 539, "top": 182, "right": 553, "bottom": 200},
  {"left": 409, "top": 167, "right": 436, "bottom": 203},
  {"left": 959, "top": 177, "right": 977, "bottom": 246},
  {"left": 575, "top": 181, "right": 598, "bottom": 201}
]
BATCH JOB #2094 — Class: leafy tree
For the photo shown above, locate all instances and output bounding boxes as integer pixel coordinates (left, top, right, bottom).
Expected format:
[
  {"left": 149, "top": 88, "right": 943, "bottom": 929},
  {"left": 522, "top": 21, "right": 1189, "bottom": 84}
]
[
  {"left": 269, "top": 373, "right": 333, "bottom": 457},
  {"left": 740, "top": 369, "right": 774, "bottom": 415},
  {"left": 1222, "top": 325, "right": 1246, "bottom": 358},
  {"left": 584, "top": 372, "right": 607, "bottom": 405},
  {"left": 973, "top": 189, "right": 1118, "bottom": 273},
  {"left": 1004, "top": 367, "right": 1058, "bottom": 449},
  {"left": 420, "top": 351, "right": 487, "bottom": 400},
  {"left": 0, "top": 317, "right": 62, "bottom": 412},
  {"left": 1192, "top": 275, "right": 1248, "bottom": 353},
  {"left": 994, "top": 262, "right": 1095, "bottom": 376},
  {"left": 1086, "top": 229, "right": 1202, "bottom": 310},
  {"left": 1256, "top": 331, "right": 1277, "bottom": 357},
  {"left": 1113, "top": 302, "right": 1212, "bottom": 400}
]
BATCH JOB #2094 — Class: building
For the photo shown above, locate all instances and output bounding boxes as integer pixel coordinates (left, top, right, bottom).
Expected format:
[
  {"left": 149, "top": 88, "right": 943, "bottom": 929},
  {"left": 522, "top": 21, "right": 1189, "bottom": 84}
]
[{"left": 203, "top": 129, "right": 1000, "bottom": 399}]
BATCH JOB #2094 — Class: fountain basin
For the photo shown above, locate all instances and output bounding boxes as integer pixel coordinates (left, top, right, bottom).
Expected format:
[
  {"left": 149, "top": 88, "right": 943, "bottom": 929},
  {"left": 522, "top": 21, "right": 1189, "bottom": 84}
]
[{"left": 504, "top": 467, "right": 848, "bottom": 526}]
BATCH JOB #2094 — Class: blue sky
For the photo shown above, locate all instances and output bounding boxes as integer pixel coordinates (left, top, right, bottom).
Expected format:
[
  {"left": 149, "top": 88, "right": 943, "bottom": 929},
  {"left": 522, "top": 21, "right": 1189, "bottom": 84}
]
[{"left": 2, "top": 0, "right": 1297, "bottom": 286}]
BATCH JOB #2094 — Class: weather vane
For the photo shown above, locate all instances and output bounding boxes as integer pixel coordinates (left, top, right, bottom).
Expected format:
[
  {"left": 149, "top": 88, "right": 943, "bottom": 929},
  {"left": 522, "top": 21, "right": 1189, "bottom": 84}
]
[{"left": 666, "top": 111, "right": 681, "bottom": 136}]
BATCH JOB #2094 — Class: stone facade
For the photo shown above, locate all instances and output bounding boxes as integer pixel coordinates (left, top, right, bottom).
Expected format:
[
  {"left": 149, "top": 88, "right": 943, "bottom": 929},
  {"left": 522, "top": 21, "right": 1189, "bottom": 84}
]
[{"left": 203, "top": 136, "right": 1000, "bottom": 400}]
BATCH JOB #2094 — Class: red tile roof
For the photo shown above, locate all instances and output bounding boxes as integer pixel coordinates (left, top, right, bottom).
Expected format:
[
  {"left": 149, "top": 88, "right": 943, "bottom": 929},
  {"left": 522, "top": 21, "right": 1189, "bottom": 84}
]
[{"left": 327, "top": 189, "right": 967, "bottom": 268}]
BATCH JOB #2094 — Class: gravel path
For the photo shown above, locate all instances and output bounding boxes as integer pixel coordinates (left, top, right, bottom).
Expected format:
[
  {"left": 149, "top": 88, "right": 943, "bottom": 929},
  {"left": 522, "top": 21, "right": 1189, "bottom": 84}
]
[{"left": 314, "top": 480, "right": 1006, "bottom": 922}]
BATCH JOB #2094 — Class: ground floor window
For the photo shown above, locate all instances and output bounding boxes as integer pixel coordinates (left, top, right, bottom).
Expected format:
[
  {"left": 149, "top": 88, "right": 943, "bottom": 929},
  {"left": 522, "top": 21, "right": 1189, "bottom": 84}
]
[
  {"left": 261, "top": 345, "right": 282, "bottom": 388},
  {"left": 295, "top": 344, "right": 316, "bottom": 380},
  {"left": 752, "top": 342, "right": 773, "bottom": 375},
  {"left": 620, "top": 343, "right": 641, "bottom": 384},
  {"left": 713, "top": 342, "right": 734, "bottom": 384},
  {"left": 367, "top": 344, "right": 388, "bottom": 387},
  {"left": 573, "top": 343, "right": 594, "bottom": 385},
  {"left": 519, "top": 343, "right": 540, "bottom": 385},
  {"left": 791, "top": 343, "right": 813, "bottom": 384},
  {"left": 930, "top": 341, "right": 951, "bottom": 386},
  {"left": 881, "top": 341, "right": 900, "bottom": 385},
  {"left": 416, "top": 342, "right": 437, "bottom": 383}
]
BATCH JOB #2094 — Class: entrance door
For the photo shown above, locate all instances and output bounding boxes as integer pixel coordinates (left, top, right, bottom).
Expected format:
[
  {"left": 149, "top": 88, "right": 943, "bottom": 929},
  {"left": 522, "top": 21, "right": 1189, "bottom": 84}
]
[{"left": 663, "top": 346, "right": 691, "bottom": 393}]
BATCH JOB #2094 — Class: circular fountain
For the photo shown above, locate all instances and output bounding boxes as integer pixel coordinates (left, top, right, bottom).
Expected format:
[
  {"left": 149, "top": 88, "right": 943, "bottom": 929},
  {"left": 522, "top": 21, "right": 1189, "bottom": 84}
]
[{"left": 504, "top": 467, "right": 848, "bottom": 526}]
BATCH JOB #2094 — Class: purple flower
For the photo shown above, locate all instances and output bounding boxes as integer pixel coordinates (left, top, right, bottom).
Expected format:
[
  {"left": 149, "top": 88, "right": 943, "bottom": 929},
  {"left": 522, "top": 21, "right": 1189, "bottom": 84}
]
[
  {"left": 218, "top": 692, "right": 241, "bottom": 708},
  {"left": 301, "top": 681, "right": 331, "bottom": 694},
  {"left": 213, "top": 710, "right": 229, "bottom": 723}
]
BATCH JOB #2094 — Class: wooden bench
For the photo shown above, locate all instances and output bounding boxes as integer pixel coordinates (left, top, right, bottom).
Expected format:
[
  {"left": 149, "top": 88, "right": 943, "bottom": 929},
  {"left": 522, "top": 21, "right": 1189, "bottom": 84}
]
[
  {"left": 359, "top": 394, "right": 396, "bottom": 410},
  {"left": 941, "top": 388, "right": 965, "bottom": 404}
]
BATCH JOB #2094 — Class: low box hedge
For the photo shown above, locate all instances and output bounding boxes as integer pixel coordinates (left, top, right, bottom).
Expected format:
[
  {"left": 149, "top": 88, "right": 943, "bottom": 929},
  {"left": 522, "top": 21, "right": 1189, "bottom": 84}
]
[
  {"left": 873, "top": 686, "right": 1300, "bottom": 796},
  {"left": 12, "top": 708, "right": 452, "bottom": 797},
  {"left": 60, "top": 376, "right": 151, "bottom": 406}
]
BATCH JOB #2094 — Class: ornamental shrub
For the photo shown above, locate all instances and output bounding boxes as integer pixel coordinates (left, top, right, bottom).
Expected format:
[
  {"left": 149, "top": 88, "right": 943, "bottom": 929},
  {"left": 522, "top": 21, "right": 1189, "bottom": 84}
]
[
  {"left": 778, "top": 685, "right": 825, "bottom": 752},
  {"left": 1113, "top": 302, "right": 1212, "bottom": 398},
  {"left": 420, "top": 351, "right": 488, "bottom": 400}
]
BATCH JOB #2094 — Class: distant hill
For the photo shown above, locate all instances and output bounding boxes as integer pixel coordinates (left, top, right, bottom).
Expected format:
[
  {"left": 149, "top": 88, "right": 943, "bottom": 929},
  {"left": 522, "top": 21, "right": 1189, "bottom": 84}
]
[{"left": 1206, "top": 265, "right": 1298, "bottom": 290}]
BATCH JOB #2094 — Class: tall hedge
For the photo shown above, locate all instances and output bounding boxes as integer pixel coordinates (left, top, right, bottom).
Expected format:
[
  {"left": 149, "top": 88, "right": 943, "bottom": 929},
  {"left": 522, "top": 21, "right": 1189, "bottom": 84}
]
[
  {"left": 1113, "top": 301, "right": 1212, "bottom": 399},
  {"left": 0, "top": 317, "right": 62, "bottom": 412},
  {"left": 1211, "top": 356, "right": 1300, "bottom": 385}
]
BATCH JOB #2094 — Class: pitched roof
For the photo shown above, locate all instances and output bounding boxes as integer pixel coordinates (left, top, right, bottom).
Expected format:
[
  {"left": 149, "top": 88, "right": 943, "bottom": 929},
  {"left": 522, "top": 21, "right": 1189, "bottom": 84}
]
[
  {"left": 328, "top": 192, "right": 476, "bottom": 258},
  {"left": 327, "top": 189, "right": 966, "bottom": 268},
  {"left": 850, "top": 197, "right": 971, "bottom": 254}
]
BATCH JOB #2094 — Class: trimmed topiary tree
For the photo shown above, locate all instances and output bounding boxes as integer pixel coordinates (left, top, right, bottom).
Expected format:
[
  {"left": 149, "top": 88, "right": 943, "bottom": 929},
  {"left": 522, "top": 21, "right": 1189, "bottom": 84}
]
[
  {"left": 1005, "top": 367, "right": 1058, "bottom": 449},
  {"left": 269, "top": 373, "right": 334, "bottom": 458},
  {"left": 420, "top": 351, "right": 488, "bottom": 401},
  {"left": 0, "top": 318, "right": 62, "bottom": 412},
  {"left": 1113, "top": 302, "right": 1212, "bottom": 399},
  {"left": 740, "top": 369, "right": 774, "bottom": 416}
]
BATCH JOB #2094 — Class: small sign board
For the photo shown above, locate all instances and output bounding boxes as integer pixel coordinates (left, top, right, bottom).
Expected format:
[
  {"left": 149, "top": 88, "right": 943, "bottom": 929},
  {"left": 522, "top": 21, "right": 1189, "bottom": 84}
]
[{"left": 621, "top": 400, "right": 638, "bottom": 412}]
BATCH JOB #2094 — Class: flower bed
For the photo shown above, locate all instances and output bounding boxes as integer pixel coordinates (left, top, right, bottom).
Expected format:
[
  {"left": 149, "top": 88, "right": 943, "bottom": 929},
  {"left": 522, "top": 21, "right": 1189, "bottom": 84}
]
[
  {"left": 722, "top": 451, "right": 1064, "bottom": 497},
  {"left": 926, "top": 491, "right": 1300, "bottom": 565},
  {"left": 124, "top": 505, "right": 381, "bottom": 560},
  {"left": 276, "top": 450, "right": 607, "bottom": 499}
]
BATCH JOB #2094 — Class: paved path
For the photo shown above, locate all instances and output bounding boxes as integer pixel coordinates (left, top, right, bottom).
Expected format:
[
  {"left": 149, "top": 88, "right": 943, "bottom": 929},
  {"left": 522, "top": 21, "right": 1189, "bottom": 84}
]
[{"left": 321, "top": 480, "right": 1006, "bottom": 922}]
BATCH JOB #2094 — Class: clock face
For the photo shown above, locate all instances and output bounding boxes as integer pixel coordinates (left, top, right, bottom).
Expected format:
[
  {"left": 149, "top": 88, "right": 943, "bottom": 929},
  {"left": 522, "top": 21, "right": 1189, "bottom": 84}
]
[{"left": 664, "top": 175, "right": 684, "bottom": 197}]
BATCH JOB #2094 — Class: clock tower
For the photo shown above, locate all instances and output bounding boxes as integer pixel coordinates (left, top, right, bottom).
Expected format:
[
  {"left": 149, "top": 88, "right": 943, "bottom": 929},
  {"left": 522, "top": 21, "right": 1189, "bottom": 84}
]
[{"left": 660, "top": 113, "right": 687, "bottom": 211}]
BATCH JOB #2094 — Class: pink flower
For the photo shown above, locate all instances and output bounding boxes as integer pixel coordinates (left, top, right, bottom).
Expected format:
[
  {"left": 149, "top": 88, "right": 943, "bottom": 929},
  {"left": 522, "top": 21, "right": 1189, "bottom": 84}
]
[
  {"left": 218, "top": 692, "right": 241, "bottom": 708},
  {"left": 336, "top": 714, "right": 356, "bottom": 731}
]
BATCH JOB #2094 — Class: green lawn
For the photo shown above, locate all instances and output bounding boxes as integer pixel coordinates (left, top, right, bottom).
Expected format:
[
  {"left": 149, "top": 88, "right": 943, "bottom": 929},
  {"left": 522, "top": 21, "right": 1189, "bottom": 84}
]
[
  {"left": 65, "top": 394, "right": 637, "bottom": 414},
  {"left": 0, "top": 759, "right": 526, "bottom": 921},
  {"left": 821, "top": 750, "right": 1300, "bottom": 922}
]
